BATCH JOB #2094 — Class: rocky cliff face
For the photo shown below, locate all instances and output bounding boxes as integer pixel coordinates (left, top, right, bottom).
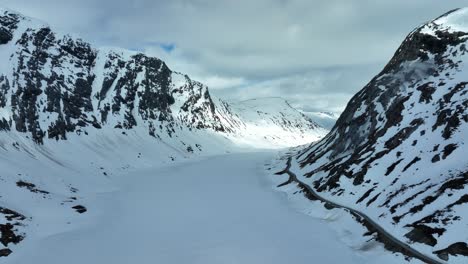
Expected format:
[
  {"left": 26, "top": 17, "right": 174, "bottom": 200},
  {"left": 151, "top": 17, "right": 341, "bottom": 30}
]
[
  {"left": 0, "top": 9, "right": 226, "bottom": 144},
  {"left": 285, "top": 8, "right": 467, "bottom": 263},
  {"left": 0, "top": 8, "right": 325, "bottom": 151}
]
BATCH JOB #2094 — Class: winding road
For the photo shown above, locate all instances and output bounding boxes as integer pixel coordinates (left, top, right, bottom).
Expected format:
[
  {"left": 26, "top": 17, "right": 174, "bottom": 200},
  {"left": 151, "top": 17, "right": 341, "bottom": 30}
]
[
  {"left": 7, "top": 152, "right": 445, "bottom": 264},
  {"left": 276, "top": 157, "right": 445, "bottom": 264}
]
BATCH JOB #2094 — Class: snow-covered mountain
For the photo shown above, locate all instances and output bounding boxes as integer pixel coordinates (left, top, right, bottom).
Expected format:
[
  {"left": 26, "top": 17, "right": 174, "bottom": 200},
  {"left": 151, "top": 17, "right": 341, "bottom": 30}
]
[
  {"left": 216, "top": 97, "right": 327, "bottom": 148},
  {"left": 0, "top": 7, "right": 327, "bottom": 258},
  {"left": 0, "top": 7, "right": 326, "bottom": 150},
  {"left": 275, "top": 8, "right": 468, "bottom": 263},
  {"left": 301, "top": 111, "right": 340, "bottom": 130}
]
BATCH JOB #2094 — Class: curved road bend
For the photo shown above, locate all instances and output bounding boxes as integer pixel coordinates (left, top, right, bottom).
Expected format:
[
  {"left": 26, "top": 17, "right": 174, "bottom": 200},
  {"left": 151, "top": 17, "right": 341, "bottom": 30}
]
[{"left": 276, "top": 157, "right": 444, "bottom": 264}]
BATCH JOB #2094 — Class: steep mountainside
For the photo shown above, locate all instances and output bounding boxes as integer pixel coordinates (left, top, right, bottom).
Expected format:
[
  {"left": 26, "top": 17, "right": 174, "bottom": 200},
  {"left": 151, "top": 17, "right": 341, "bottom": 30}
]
[
  {"left": 0, "top": 8, "right": 325, "bottom": 150},
  {"left": 0, "top": 8, "right": 327, "bottom": 258},
  {"left": 0, "top": 8, "right": 222, "bottom": 144},
  {"left": 279, "top": 8, "right": 468, "bottom": 263}
]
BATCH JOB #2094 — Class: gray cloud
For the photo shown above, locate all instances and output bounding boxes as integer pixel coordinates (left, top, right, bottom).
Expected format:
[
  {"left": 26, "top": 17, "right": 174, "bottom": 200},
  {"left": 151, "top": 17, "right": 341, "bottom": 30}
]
[
  {"left": 2, "top": 0, "right": 468, "bottom": 113},
  {"left": 213, "top": 63, "right": 380, "bottom": 113}
]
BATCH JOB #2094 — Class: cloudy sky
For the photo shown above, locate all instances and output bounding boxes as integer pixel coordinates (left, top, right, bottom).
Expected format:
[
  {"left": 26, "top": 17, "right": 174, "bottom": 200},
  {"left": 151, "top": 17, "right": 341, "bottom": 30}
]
[{"left": 2, "top": 0, "right": 468, "bottom": 113}]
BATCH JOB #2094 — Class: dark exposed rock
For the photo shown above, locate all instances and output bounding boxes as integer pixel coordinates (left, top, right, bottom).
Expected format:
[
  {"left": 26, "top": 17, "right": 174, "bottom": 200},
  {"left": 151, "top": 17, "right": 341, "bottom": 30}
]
[
  {"left": 385, "top": 159, "right": 403, "bottom": 176},
  {"left": 0, "top": 27, "right": 12, "bottom": 44},
  {"left": 0, "top": 207, "right": 26, "bottom": 222},
  {"left": 431, "top": 154, "right": 440, "bottom": 163},
  {"left": 72, "top": 205, "right": 87, "bottom": 214},
  {"left": 434, "top": 242, "right": 468, "bottom": 261},
  {"left": 0, "top": 248, "right": 12, "bottom": 257},
  {"left": 395, "top": 173, "right": 468, "bottom": 222},
  {"left": 366, "top": 193, "right": 381, "bottom": 207},
  {"left": 413, "top": 194, "right": 468, "bottom": 229},
  {"left": 0, "top": 10, "right": 232, "bottom": 146},
  {"left": 417, "top": 82, "right": 436, "bottom": 103},
  {"left": 442, "top": 144, "right": 457, "bottom": 159},
  {"left": 0, "top": 11, "right": 19, "bottom": 45},
  {"left": 0, "top": 205, "right": 26, "bottom": 254},
  {"left": 356, "top": 188, "right": 375, "bottom": 204},
  {"left": 0, "top": 223, "right": 23, "bottom": 247},
  {"left": 381, "top": 180, "right": 431, "bottom": 208},
  {"left": 16, "top": 180, "right": 50, "bottom": 194},
  {"left": 404, "top": 224, "right": 445, "bottom": 246},
  {"left": 385, "top": 28, "right": 466, "bottom": 71},
  {"left": 402, "top": 157, "right": 421, "bottom": 172},
  {"left": 432, "top": 82, "right": 467, "bottom": 139}
]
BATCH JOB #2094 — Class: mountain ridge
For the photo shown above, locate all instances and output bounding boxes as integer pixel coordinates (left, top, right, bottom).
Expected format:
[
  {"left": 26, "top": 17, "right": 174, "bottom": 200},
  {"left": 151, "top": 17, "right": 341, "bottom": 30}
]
[
  {"left": 0, "top": 7, "right": 326, "bottom": 149},
  {"left": 0, "top": 7, "right": 328, "bottom": 258},
  {"left": 274, "top": 8, "right": 468, "bottom": 263}
]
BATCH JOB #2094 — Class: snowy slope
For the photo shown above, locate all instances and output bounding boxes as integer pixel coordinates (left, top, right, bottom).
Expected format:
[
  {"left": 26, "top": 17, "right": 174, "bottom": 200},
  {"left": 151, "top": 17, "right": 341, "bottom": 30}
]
[
  {"left": 0, "top": 7, "right": 329, "bottom": 258},
  {"left": 5, "top": 152, "right": 422, "bottom": 264},
  {"left": 276, "top": 8, "right": 468, "bottom": 263},
  {"left": 216, "top": 97, "right": 327, "bottom": 148},
  {"left": 301, "top": 111, "right": 340, "bottom": 130}
]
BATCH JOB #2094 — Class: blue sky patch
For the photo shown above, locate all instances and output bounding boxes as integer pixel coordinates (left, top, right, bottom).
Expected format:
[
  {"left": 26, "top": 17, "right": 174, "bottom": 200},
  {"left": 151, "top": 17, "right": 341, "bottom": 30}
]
[{"left": 159, "top": 43, "right": 175, "bottom": 53}]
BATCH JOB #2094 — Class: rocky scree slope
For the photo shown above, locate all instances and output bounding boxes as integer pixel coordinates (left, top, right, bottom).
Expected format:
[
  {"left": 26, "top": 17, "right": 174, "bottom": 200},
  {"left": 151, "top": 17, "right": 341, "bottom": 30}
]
[{"left": 283, "top": 8, "right": 468, "bottom": 263}]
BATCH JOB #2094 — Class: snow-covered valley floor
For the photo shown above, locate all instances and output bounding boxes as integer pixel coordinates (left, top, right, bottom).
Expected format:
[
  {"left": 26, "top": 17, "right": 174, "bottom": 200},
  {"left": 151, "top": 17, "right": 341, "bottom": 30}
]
[{"left": 4, "top": 151, "right": 418, "bottom": 264}]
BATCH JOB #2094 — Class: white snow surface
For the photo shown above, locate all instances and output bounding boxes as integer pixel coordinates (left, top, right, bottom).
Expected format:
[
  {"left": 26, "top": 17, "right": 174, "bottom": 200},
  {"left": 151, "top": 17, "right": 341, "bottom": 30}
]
[
  {"left": 429, "top": 8, "right": 468, "bottom": 33},
  {"left": 301, "top": 111, "right": 339, "bottom": 130},
  {"left": 216, "top": 97, "right": 328, "bottom": 148},
  {"left": 1, "top": 147, "right": 415, "bottom": 264}
]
